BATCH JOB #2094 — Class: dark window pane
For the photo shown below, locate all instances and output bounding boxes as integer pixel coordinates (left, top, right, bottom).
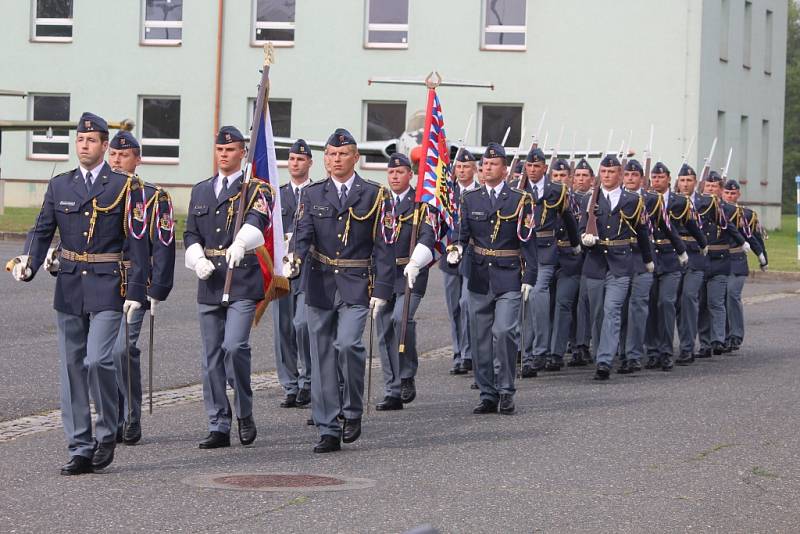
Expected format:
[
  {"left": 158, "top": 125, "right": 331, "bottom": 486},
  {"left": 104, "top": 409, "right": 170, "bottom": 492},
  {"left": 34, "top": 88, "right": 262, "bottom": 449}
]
[
  {"left": 368, "top": 0, "right": 408, "bottom": 24},
  {"left": 144, "top": 27, "right": 182, "bottom": 40},
  {"left": 484, "top": 31, "right": 525, "bottom": 46},
  {"left": 368, "top": 31, "right": 408, "bottom": 44},
  {"left": 145, "top": 0, "right": 183, "bottom": 21},
  {"left": 32, "top": 142, "right": 69, "bottom": 155},
  {"left": 35, "top": 24, "right": 72, "bottom": 38},
  {"left": 268, "top": 101, "right": 292, "bottom": 137},
  {"left": 33, "top": 95, "right": 70, "bottom": 137},
  {"left": 276, "top": 148, "right": 290, "bottom": 160},
  {"left": 36, "top": 0, "right": 73, "bottom": 18},
  {"left": 255, "top": 27, "right": 294, "bottom": 42},
  {"left": 485, "top": 0, "right": 526, "bottom": 26},
  {"left": 256, "top": 0, "right": 295, "bottom": 22},
  {"left": 365, "top": 102, "right": 405, "bottom": 163},
  {"left": 142, "top": 98, "right": 181, "bottom": 139},
  {"left": 142, "top": 145, "right": 179, "bottom": 159},
  {"left": 480, "top": 105, "right": 522, "bottom": 148}
]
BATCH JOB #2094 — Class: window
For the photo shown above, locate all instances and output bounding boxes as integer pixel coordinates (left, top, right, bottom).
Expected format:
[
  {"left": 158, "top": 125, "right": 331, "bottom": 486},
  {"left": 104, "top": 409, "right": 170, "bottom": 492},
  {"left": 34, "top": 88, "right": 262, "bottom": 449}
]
[
  {"left": 479, "top": 104, "right": 522, "bottom": 149},
  {"left": 482, "top": 0, "right": 526, "bottom": 51},
  {"left": 31, "top": 0, "right": 73, "bottom": 42},
  {"left": 365, "top": 0, "right": 409, "bottom": 49},
  {"left": 28, "top": 94, "right": 70, "bottom": 159},
  {"left": 765, "top": 9, "right": 774, "bottom": 74},
  {"left": 743, "top": 1, "right": 752, "bottom": 69},
  {"left": 252, "top": 0, "right": 295, "bottom": 46},
  {"left": 739, "top": 115, "right": 749, "bottom": 182},
  {"left": 139, "top": 97, "right": 181, "bottom": 163},
  {"left": 247, "top": 98, "right": 292, "bottom": 163},
  {"left": 362, "top": 101, "right": 406, "bottom": 167},
  {"left": 716, "top": 110, "right": 726, "bottom": 170},
  {"left": 760, "top": 119, "right": 770, "bottom": 185},
  {"left": 141, "top": 0, "right": 183, "bottom": 45},
  {"left": 720, "top": 0, "right": 730, "bottom": 61}
]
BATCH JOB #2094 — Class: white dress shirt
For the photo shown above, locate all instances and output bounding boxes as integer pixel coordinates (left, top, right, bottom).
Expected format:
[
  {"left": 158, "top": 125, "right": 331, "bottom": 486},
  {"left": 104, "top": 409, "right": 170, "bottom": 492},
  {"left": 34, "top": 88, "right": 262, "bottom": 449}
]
[{"left": 214, "top": 170, "right": 243, "bottom": 197}]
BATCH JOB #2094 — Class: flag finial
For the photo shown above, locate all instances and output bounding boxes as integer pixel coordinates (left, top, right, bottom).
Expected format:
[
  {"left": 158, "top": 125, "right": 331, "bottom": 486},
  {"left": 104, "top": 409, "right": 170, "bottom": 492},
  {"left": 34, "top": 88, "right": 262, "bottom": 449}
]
[{"left": 263, "top": 42, "right": 275, "bottom": 67}]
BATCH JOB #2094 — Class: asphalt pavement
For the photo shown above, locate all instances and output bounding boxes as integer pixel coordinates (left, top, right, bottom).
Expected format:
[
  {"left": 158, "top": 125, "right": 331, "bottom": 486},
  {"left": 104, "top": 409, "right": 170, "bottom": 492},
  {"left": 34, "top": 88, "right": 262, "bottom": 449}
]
[{"left": 1, "top": 240, "right": 799, "bottom": 533}]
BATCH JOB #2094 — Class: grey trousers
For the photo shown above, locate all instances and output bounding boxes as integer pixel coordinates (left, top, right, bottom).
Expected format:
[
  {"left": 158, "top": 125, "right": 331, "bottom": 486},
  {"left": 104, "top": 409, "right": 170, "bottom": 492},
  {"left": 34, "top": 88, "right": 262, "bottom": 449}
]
[
  {"left": 647, "top": 271, "right": 682, "bottom": 356},
  {"left": 56, "top": 310, "right": 121, "bottom": 458},
  {"left": 726, "top": 274, "right": 746, "bottom": 342},
  {"left": 306, "top": 293, "right": 369, "bottom": 438},
  {"left": 699, "top": 273, "right": 728, "bottom": 349},
  {"left": 622, "top": 272, "right": 653, "bottom": 361},
  {"left": 586, "top": 274, "right": 631, "bottom": 367},
  {"left": 678, "top": 268, "right": 705, "bottom": 354},
  {"left": 575, "top": 275, "right": 592, "bottom": 349},
  {"left": 550, "top": 272, "right": 580, "bottom": 357},
  {"left": 442, "top": 271, "right": 471, "bottom": 363},
  {"left": 272, "top": 290, "right": 311, "bottom": 395},
  {"left": 198, "top": 299, "right": 257, "bottom": 433},
  {"left": 522, "top": 263, "right": 556, "bottom": 363},
  {"left": 468, "top": 289, "right": 520, "bottom": 402},
  {"left": 376, "top": 292, "right": 422, "bottom": 398},
  {"left": 112, "top": 306, "right": 146, "bottom": 430}
]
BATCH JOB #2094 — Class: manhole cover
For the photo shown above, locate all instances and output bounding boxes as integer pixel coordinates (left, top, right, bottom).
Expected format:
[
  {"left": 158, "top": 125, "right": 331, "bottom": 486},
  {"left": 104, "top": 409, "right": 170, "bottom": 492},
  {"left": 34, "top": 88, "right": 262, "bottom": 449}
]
[{"left": 182, "top": 472, "right": 376, "bottom": 493}]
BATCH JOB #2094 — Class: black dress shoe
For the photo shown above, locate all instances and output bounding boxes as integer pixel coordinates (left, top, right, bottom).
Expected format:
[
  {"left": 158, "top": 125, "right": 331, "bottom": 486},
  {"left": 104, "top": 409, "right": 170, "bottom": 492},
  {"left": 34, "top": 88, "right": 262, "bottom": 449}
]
[
  {"left": 472, "top": 400, "right": 498, "bottom": 414},
  {"left": 280, "top": 393, "right": 298, "bottom": 408},
  {"left": 661, "top": 354, "right": 674, "bottom": 371},
  {"left": 462, "top": 359, "right": 473, "bottom": 372},
  {"left": 449, "top": 361, "right": 466, "bottom": 375},
  {"left": 400, "top": 378, "right": 416, "bottom": 403},
  {"left": 115, "top": 427, "right": 124, "bottom": 444},
  {"left": 644, "top": 356, "right": 660, "bottom": 369},
  {"left": 729, "top": 337, "right": 741, "bottom": 351},
  {"left": 696, "top": 348, "right": 712, "bottom": 358},
  {"left": 594, "top": 363, "right": 611, "bottom": 380},
  {"left": 313, "top": 435, "right": 341, "bottom": 453},
  {"left": 520, "top": 364, "right": 537, "bottom": 378},
  {"left": 617, "top": 359, "right": 632, "bottom": 374},
  {"left": 91, "top": 442, "right": 116, "bottom": 470},
  {"left": 198, "top": 431, "right": 230, "bottom": 449},
  {"left": 295, "top": 387, "right": 311, "bottom": 406},
  {"left": 122, "top": 420, "right": 141, "bottom": 445},
  {"left": 470, "top": 382, "right": 479, "bottom": 390},
  {"left": 545, "top": 355, "right": 564, "bottom": 371},
  {"left": 498, "top": 394, "right": 515, "bottom": 415},
  {"left": 306, "top": 418, "right": 315, "bottom": 426},
  {"left": 629, "top": 359, "right": 643, "bottom": 373},
  {"left": 676, "top": 352, "right": 694, "bottom": 366},
  {"left": 712, "top": 342, "right": 725, "bottom": 355},
  {"left": 376, "top": 396, "right": 403, "bottom": 411},
  {"left": 60, "top": 455, "right": 93, "bottom": 476},
  {"left": 342, "top": 418, "right": 362, "bottom": 443},
  {"left": 237, "top": 415, "right": 257, "bottom": 445}
]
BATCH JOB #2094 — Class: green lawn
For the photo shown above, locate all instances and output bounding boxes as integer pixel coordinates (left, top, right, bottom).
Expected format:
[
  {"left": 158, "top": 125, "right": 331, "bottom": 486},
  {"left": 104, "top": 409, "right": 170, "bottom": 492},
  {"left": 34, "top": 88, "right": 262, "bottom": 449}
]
[
  {"left": 0, "top": 207, "right": 187, "bottom": 238},
  {"left": 747, "top": 214, "right": 799, "bottom": 273}
]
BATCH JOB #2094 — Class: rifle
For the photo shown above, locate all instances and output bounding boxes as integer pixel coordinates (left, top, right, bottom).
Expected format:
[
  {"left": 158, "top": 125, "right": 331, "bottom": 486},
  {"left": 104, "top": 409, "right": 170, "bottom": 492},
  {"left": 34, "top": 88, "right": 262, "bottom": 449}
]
[
  {"left": 585, "top": 139, "right": 625, "bottom": 238},
  {"left": 721, "top": 147, "right": 733, "bottom": 182},
  {"left": 643, "top": 125, "right": 654, "bottom": 191},
  {"left": 546, "top": 126, "right": 564, "bottom": 179},
  {"left": 695, "top": 137, "right": 717, "bottom": 195}
]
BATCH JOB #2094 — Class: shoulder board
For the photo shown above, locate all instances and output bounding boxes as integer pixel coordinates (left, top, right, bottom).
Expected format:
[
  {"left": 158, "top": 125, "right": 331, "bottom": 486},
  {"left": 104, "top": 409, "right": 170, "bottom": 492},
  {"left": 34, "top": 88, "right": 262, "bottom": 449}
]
[
  {"left": 306, "top": 180, "right": 327, "bottom": 189},
  {"left": 363, "top": 179, "right": 383, "bottom": 189},
  {"left": 464, "top": 187, "right": 483, "bottom": 196},
  {"left": 53, "top": 168, "right": 77, "bottom": 181},
  {"left": 280, "top": 182, "right": 290, "bottom": 190},
  {"left": 193, "top": 176, "right": 216, "bottom": 190},
  {"left": 508, "top": 186, "right": 524, "bottom": 195}
]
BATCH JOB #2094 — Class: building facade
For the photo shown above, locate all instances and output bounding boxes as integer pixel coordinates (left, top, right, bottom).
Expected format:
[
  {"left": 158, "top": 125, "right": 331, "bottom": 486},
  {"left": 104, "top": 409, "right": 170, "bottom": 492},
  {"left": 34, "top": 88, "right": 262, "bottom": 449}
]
[{"left": 0, "top": 0, "right": 787, "bottom": 227}]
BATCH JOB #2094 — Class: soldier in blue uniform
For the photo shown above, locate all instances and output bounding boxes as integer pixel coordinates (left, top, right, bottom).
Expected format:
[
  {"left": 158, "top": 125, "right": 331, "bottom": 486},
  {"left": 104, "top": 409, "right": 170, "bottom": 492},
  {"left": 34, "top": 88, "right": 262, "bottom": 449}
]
[
  {"left": 102, "top": 131, "right": 175, "bottom": 445},
  {"left": 10, "top": 112, "right": 149, "bottom": 475},
  {"left": 285, "top": 128, "right": 395, "bottom": 453},
  {"left": 183, "top": 126, "right": 273, "bottom": 449},
  {"left": 722, "top": 179, "right": 768, "bottom": 351},
  {"left": 579, "top": 154, "right": 654, "bottom": 380},
  {"left": 444, "top": 142, "right": 537, "bottom": 415},
  {"left": 569, "top": 158, "right": 595, "bottom": 366},
  {"left": 273, "top": 139, "right": 314, "bottom": 408},
  {"left": 516, "top": 150, "right": 580, "bottom": 376},
  {"left": 645, "top": 163, "right": 706, "bottom": 367}
]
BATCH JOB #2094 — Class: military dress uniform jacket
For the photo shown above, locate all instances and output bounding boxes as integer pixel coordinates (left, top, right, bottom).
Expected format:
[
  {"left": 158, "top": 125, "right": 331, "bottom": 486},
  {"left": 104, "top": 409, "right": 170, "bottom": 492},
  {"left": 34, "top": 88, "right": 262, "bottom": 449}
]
[
  {"left": 579, "top": 189, "right": 653, "bottom": 280},
  {"left": 279, "top": 181, "right": 311, "bottom": 296},
  {"left": 438, "top": 181, "right": 471, "bottom": 278},
  {"left": 390, "top": 187, "right": 429, "bottom": 297},
  {"left": 455, "top": 184, "right": 538, "bottom": 295},
  {"left": 729, "top": 205, "right": 767, "bottom": 277},
  {"left": 696, "top": 196, "right": 747, "bottom": 277},
  {"left": 640, "top": 191, "right": 686, "bottom": 275},
  {"left": 555, "top": 190, "right": 587, "bottom": 277},
  {"left": 521, "top": 178, "right": 580, "bottom": 266},
  {"left": 666, "top": 192, "right": 708, "bottom": 272},
  {"left": 183, "top": 175, "right": 272, "bottom": 305},
  {"left": 24, "top": 163, "right": 149, "bottom": 315},
  {"left": 294, "top": 175, "right": 395, "bottom": 309}
]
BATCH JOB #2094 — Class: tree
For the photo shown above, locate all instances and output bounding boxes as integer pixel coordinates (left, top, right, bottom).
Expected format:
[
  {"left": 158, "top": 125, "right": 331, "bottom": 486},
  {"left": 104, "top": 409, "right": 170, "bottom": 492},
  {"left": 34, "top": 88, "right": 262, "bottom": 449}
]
[{"left": 783, "top": 0, "right": 800, "bottom": 213}]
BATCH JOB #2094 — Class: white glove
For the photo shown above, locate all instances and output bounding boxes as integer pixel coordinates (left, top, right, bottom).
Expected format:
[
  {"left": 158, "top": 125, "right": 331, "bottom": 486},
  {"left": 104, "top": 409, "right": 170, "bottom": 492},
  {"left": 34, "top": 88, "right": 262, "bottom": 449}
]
[
  {"left": 195, "top": 258, "right": 215, "bottom": 280},
  {"left": 581, "top": 233, "right": 598, "bottom": 247},
  {"left": 123, "top": 299, "right": 142, "bottom": 323},
  {"left": 147, "top": 296, "right": 160, "bottom": 318},
  {"left": 572, "top": 245, "right": 582, "bottom": 256},
  {"left": 678, "top": 252, "right": 689, "bottom": 267},
  {"left": 283, "top": 252, "right": 300, "bottom": 278},
  {"left": 185, "top": 243, "right": 215, "bottom": 280},
  {"left": 701, "top": 246, "right": 709, "bottom": 256},
  {"left": 742, "top": 242, "right": 751, "bottom": 254},
  {"left": 43, "top": 247, "right": 60, "bottom": 273},
  {"left": 446, "top": 244, "right": 463, "bottom": 265},
  {"left": 758, "top": 253, "right": 767, "bottom": 267},
  {"left": 370, "top": 297, "right": 387, "bottom": 319},
  {"left": 10, "top": 255, "right": 32, "bottom": 281},
  {"left": 228, "top": 223, "right": 265, "bottom": 268},
  {"left": 645, "top": 261, "right": 655, "bottom": 273},
  {"left": 521, "top": 283, "right": 534, "bottom": 301},
  {"left": 405, "top": 244, "right": 433, "bottom": 289}
]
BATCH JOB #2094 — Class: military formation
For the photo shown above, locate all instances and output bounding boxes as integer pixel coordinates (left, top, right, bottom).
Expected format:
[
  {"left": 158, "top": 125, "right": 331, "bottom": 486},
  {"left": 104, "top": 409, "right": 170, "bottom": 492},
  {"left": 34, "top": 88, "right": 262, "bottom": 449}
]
[{"left": 9, "top": 112, "right": 768, "bottom": 473}]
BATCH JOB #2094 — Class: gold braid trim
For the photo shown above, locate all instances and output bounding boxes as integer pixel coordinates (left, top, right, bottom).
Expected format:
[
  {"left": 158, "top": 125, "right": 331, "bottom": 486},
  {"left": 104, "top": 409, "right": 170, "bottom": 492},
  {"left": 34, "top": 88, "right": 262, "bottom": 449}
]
[
  {"left": 697, "top": 195, "right": 716, "bottom": 217},
  {"left": 343, "top": 186, "right": 385, "bottom": 244},
  {"left": 540, "top": 183, "right": 568, "bottom": 224},
  {"left": 88, "top": 175, "right": 133, "bottom": 244},
  {"left": 669, "top": 195, "right": 691, "bottom": 222},
  {"left": 618, "top": 195, "right": 644, "bottom": 235},
  {"left": 647, "top": 193, "right": 663, "bottom": 226},
  {"left": 491, "top": 192, "right": 532, "bottom": 242},
  {"left": 394, "top": 205, "right": 418, "bottom": 236}
]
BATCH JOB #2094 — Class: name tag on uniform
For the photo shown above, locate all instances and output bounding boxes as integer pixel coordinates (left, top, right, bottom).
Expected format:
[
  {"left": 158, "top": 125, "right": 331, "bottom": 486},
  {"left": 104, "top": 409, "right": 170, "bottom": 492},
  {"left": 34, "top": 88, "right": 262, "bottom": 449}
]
[
  {"left": 312, "top": 205, "right": 332, "bottom": 217},
  {"left": 471, "top": 211, "right": 486, "bottom": 217},
  {"left": 58, "top": 200, "right": 76, "bottom": 207}
]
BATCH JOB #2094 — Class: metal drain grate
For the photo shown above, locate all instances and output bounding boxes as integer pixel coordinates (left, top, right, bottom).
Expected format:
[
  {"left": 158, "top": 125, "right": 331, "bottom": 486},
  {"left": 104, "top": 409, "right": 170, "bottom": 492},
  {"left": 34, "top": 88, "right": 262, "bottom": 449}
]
[{"left": 183, "top": 472, "right": 376, "bottom": 492}]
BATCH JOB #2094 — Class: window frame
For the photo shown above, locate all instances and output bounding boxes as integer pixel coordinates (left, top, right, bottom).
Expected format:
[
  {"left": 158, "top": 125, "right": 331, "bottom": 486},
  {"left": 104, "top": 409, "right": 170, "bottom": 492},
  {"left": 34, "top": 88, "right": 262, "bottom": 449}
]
[
  {"left": 480, "top": 0, "right": 527, "bottom": 52},
  {"left": 138, "top": 95, "right": 181, "bottom": 165},
  {"left": 364, "top": 0, "right": 409, "bottom": 50},
  {"left": 247, "top": 97, "right": 292, "bottom": 168},
  {"left": 30, "top": 0, "right": 74, "bottom": 43},
  {"left": 27, "top": 93, "right": 71, "bottom": 161},
  {"left": 251, "top": 0, "right": 296, "bottom": 48},
  {"left": 361, "top": 100, "right": 407, "bottom": 170},
  {"left": 477, "top": 102, "right": 524, "bottom": 150},
  {"left": 140, "top": 0, "right": 183, "bottom": 46}
]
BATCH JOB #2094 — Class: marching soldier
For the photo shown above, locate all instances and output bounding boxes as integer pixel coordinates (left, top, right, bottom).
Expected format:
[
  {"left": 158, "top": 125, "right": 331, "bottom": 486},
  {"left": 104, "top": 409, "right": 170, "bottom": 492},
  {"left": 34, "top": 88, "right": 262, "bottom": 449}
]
[
  {"left": 442, "top": 150, "right": 478, "bottom": 375},
  {"left": 445, "top": 143, "right": 537, "bottom": 414},
  {"left": 273, "top": 139, "right": 314, "bottom": 408},
  {"left": 579, "top": 154, "right": 653, "bottom": 380},
  {"left": 286, "top": 128, "right": 395, "bottom": 453},
  {"left": 722, "top": 179, "right": 768, "bottom": 351},
  {"left": 10, "top": 112, "right": 149, "bottom": 474},
  {"left": 183, "top": 126, "right": 272, "bottom": 449},
  {"left": 105, "top": 131, "right": 175, "bottom": 445},
  {"left": 570, "top": 158, "right": 595, "bottom": 366}
]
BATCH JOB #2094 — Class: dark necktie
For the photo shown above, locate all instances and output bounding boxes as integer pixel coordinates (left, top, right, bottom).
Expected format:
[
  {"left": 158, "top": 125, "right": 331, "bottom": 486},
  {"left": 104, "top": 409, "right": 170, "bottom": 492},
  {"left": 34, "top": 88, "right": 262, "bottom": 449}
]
[
  {"left": 490, "top": 189, "right": 497, "bottom": 209},
  {"left": 294, "top": 187, "right": 300, "bottom": 206},
  {"left": 85, "top": 171, "right": 92, "bottom": 194},
  {"left": 532, "top": 184, "right": 539, "bottom": 202},
  {"left": 339, "top": 185, "right": 348, "bottom": 207},
  {"left": 218, "top": 176, "right": 228, "bottom": 200}
]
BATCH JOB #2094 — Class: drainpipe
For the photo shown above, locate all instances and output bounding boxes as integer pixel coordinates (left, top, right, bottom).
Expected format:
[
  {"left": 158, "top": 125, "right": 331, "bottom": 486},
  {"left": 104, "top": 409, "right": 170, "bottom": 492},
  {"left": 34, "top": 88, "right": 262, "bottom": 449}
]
[{"left": 212, "top": 0, "right": 224, "bottom": 174}]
